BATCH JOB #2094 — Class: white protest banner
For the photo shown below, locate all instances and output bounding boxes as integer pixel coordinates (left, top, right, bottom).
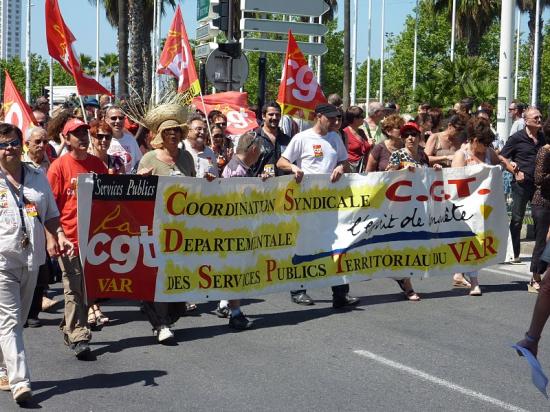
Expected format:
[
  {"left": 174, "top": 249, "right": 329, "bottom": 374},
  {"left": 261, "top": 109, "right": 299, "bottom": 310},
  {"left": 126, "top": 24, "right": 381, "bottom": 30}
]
[{"left": 77, "top": 165, "right": 508, "bottom": 302}]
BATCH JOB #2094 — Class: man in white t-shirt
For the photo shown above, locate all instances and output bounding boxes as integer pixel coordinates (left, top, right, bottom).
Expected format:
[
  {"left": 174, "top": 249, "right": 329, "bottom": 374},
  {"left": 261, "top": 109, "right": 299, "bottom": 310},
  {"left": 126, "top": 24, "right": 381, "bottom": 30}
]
[
  {"left": 105, "top": 106, "right": 142, "bottom": 174},
  {"left": 184, "top": 115, "right": 219, "bottom": 178},
  {"left": 277, "top": 103, "right": 359, "bottom": 309}
]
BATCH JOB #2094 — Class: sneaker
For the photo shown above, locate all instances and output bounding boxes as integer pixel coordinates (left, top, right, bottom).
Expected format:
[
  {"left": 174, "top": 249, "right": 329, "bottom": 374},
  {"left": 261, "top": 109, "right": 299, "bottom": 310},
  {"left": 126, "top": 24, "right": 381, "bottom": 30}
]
[
  {"left": 229, "top": 313, "right": 253, "bottom": 330},
  {"left": 70, "top": 341, "right": 91, "bottom": 360},
  {"left": 215, "top": 305, "right": 231, "bottom": 318},
  {"left": 509, "top": 257, "right": 523, "bottom": 265},
  {"left": 26, "top": 318, "right": 42, "bottom": 328},
  {"left": 0, "top": 369, "right": 9, "bottom": 391},
  {"left": 157, "top": 326, "right": 174, "bottom": 343},
  {"left": 13, "top": 386, "right": 32, "bottom": 404}
]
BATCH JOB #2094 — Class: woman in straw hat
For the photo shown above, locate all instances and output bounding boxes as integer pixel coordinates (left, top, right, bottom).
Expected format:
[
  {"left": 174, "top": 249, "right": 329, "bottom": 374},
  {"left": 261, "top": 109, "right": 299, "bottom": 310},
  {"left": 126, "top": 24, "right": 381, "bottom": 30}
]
[{"left": 136, "top": 104, "right": 195, "bottom": 343}]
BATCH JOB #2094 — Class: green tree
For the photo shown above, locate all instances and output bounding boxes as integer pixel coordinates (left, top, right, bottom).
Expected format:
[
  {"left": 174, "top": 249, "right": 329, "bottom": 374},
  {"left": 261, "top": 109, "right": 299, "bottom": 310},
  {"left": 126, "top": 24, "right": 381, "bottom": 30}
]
[
  {"left": 100, "top": 53, "right": 119, "bottom": 96},
  {"left": 517, "top": 0, "right": 550, "bottom": 106},
  {"left": 321, "top": 20, "right": 344, "bottom": 97},
  {"left": 431, "top": 0, "right": 499, "bottom": 57},
  {"left": 79, "top": 54, "right": 96, "bottom": 76}
]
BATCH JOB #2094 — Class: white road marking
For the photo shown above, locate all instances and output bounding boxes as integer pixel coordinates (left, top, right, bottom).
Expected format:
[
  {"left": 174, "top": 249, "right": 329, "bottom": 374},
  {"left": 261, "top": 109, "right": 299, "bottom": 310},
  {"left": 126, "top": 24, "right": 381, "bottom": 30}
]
[
  {"left": 354, "top": 350, "right": 531, "bottom": 412},
  {"left": 482, "top": 266, "right": 531, "bottom": 281}
]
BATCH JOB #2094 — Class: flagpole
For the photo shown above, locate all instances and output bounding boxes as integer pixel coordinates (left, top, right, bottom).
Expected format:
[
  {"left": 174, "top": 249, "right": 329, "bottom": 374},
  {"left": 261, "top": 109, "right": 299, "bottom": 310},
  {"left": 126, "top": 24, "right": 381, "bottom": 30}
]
[
  {"left": 199, "top": 90, "right": 212, "bottom": 143},
  {"left": 151, "top": 0, "right": 157, "bottom": 103},
  {"left": 78, "top": 95, "right": 88, "bottom": 123},
  {"left": 96, "top": 0, "right": 100, "bottom": 100},
  {"left": 25, "top": 0, "right": 31, "bottom": 104}
]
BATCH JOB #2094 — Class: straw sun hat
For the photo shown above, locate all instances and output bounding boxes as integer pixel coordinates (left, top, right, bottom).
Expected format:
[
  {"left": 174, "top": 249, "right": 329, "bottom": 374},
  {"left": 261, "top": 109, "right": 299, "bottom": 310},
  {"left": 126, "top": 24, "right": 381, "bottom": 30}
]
[{"left": 144, "top": 104, "right": 189, "bottom": 148}]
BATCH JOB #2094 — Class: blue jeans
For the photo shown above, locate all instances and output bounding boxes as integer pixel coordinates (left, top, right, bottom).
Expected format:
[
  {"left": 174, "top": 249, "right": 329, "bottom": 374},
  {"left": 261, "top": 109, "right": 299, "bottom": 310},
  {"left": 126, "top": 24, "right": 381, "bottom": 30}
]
[{"left": 510, "top": 181, "right": 535, "bottom": 259}]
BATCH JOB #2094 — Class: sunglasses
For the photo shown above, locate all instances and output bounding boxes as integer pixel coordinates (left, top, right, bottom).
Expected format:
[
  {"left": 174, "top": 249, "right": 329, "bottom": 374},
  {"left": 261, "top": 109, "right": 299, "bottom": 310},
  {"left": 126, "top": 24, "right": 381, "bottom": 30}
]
[
  {"left": 95, "top": 133, "right": 112, "bottom": 140},
  {"left": 110, "top": 116, "right": 125, "bottom": 121},
  {"left": 0, "top": 139, "right": 21, "bottom": 149},
  {"left": 402, "top": 132, "right": 420, "bottom": 138},
  {"left": 215, "top": 122, "right": 227, "bottom": 127}
]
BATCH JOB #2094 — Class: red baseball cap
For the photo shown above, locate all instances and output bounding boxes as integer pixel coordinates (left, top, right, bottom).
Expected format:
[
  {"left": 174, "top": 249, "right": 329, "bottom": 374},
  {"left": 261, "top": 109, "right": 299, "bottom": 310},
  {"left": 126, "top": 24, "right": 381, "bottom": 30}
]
[
  {"left": 62, "top": 118, "right": 90, "bottom": 136},
  {"left": 400, "top": 121, "right": 422, "bottom": 135}
]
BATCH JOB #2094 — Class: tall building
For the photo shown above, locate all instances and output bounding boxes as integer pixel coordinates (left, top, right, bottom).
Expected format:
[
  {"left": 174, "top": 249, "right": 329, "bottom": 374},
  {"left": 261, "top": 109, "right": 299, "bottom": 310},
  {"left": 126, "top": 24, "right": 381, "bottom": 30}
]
[{"left": 0, "top": 0, "right": 22, "bottom": 60}]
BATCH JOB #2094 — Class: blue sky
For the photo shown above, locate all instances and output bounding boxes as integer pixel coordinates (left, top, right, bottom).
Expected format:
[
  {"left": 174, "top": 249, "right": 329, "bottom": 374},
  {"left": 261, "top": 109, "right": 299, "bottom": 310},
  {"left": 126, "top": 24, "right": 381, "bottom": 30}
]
[{"left": 27, "top": 1, "right": 541, "bottom": 67}]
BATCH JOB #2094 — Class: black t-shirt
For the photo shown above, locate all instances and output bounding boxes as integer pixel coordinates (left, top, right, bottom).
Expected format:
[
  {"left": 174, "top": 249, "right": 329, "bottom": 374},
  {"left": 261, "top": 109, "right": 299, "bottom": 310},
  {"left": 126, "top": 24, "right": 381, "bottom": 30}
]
[
  {"left": 251, "top": 126, "right": 292, "bottom": 177},
  {"left": 501, "top": 129, "right": 544, "bottom": 185}
]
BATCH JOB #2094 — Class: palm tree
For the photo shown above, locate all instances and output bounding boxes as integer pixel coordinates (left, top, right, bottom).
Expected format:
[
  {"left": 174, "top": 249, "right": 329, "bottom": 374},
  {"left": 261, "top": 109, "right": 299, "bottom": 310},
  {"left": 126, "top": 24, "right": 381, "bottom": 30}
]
[
  {"left": 128, "top": 0, "right": 145, "bottom": 97},
  {"left": 516, "top": 0, "right": 550, "bottom": 106},
  {"left": 79, "top": 54, "right": 96, "bottom": 76},
  {"left": 100, "top": 53, "right": 119, "bottom": 96},
  {"left": 432, "top": 0, "right": 499, "bottom": 56},
  {"left": 89, "top": 0, "right": 175, "bottom": 100}
]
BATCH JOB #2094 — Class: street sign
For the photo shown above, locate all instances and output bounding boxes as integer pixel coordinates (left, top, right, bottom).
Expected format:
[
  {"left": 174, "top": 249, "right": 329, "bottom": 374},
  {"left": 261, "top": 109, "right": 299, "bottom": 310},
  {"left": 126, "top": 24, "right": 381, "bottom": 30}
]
[
  {"left": 240, "top": 0, "right": 330, "bottom": 16},
  {"left": 197, "top": 0, "right": 211, "bottom": 21},
  {"left": 205, "top": 49, "right": 249, "bottom": 91},
  {"left": 241, "top": 38, "right": 328, "bottom": 56},
  {"left": 195, "top": 42, "right": 218, "bottom": 59},
  {"left": 196, "top": 22, "right": 220, "bottom": 42},
  {"left": 240, "top": 19, "right": 327, "bottom": 37}
]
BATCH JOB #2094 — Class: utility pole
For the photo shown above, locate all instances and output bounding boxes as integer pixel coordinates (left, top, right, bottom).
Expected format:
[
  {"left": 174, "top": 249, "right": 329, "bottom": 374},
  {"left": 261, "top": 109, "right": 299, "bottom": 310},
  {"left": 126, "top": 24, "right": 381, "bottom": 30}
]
[{"left": 497, "top": 0, "right": 515, "bottom": 141}]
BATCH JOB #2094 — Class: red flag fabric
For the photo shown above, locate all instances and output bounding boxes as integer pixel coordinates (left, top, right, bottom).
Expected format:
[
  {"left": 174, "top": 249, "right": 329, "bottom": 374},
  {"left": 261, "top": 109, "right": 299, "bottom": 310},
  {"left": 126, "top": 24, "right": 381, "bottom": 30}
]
[
  {"left": 45, "top": 0, "right": 111, "bottom": 96},
  {"left": 192, "top": 92, "right": 258, "bottom": 136},
  {"left": 2, "top": 71, "right": 37, "bottom": 135},
  {"left": 157, "top": 5, "right": 200, "bottom": 98},
  {"left": 277, "top": 30, "right": 327, "bottom": 121}
]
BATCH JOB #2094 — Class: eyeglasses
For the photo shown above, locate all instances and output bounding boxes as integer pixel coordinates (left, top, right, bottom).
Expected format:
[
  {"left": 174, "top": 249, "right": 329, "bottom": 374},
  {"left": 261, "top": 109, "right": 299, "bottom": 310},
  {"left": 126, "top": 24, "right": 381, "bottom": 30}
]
[
  {"left": 0, "top": 139, "right": 21, "bottom": 149},
  {"left": 109, "top": 116, "right": 125, "bottom": 121},
  {"left": 95, "top": 133, "right": 112, "bottom": 140},
  {"left": 402, "top": 132, "right": 420, "bottom": 138},
  {"left": 215, "top": 122, "right": 227, "bottom": 127}
]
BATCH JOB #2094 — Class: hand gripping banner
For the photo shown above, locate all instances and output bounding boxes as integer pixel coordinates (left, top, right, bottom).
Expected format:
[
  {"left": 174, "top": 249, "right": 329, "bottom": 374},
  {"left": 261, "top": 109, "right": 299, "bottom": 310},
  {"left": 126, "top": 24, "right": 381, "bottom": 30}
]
[{"left": 78, "top": 166, "right": 508, "bottom": 302}]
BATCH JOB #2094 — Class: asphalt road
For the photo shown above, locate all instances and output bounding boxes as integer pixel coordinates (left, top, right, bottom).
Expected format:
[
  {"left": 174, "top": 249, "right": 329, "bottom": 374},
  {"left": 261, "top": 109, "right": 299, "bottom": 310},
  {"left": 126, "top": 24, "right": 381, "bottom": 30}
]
[{"left": 1, "top": 254, "right": 548, "bottom": 411}]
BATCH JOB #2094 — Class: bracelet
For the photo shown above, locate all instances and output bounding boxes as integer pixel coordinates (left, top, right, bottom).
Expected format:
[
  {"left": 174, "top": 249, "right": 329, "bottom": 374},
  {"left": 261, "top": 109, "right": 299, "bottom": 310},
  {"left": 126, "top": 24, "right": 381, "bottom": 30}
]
[{"left": 56, "top": 227, "right": 64, "bottom": 234}]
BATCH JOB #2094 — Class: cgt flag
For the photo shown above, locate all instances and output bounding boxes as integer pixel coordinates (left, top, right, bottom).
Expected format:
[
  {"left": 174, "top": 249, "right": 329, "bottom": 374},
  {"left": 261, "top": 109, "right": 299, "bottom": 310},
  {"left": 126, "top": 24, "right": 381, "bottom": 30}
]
[
  {"left": 277, "top": 30, "right": 327, "bottom": 122},
  {"left": 2, "top": 71, "right": 37, "bottom": 135},
  {"left": 192, "top": 91, "right": 258, "bottom": 136},
  {"left": 157, "top": 5, "right": 201, "bottom": 101},
  {"left": 45, "top": 0, "right": 111, "bottom": 96}
]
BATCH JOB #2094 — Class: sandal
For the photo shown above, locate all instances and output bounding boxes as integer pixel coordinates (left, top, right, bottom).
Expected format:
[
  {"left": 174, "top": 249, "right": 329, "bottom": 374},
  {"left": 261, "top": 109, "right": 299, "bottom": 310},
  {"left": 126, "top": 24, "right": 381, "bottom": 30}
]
[
  {"left": 516, "top": 333, "right": 540, "bottom": 358},
  {"left": 91, "top": 304, "right": 109, "bottom": 326},
  {"left": 452, "top": 274, "right": 471, "bottom": 289},
  {"left": 87, "top": 306, "right": 97, "bottom": 326},
  {"left": 528, "top": 279, "right": 541, "bottom": 293},
  {"left": 396, "top": 279, "right": 421, "bottom": 302}
]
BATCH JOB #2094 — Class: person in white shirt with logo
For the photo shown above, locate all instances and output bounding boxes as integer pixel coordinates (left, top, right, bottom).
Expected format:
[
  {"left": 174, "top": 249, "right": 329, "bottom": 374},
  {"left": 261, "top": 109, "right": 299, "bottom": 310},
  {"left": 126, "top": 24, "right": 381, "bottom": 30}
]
[
  {"left": 105, "top": 106, "right": 142, "bottom": 174},
  {"left": 277, "top": 103, "right": 359, "bottom": 309}
]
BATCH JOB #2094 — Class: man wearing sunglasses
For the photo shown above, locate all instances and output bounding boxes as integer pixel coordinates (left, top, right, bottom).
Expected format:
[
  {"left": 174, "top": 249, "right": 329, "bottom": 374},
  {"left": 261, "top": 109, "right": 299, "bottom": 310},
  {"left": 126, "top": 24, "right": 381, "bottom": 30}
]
[
  {"left": 277, "top": 103, "right": 359, "bottom": 309},
  {"left": 105, "top": 106, "right": 142, "bottom": 174},
  {"left": 501, "top": 107, "right": 544, "bottom": 269},
  {"left": 47, "top": 118, "right": 108, "bottom": 360}
]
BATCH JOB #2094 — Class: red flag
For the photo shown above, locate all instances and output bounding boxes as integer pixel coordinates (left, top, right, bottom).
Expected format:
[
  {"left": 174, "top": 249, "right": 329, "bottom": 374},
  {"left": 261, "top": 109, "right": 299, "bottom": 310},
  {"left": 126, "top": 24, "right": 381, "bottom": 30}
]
[
  {"left": 277, "top": 30, "right": 327, "bottom": 121},
  {"left": 157, "top": 5, "right": 200, "bottom": 99},
  {"left": 45, "top": 0, "right": 111, "bottom": 96},
  {"left": 192, "top": 92, "right": 258, "bottom": 135},
  {"left": 2, "top": 71, "right": 37, "bottom": 135}
]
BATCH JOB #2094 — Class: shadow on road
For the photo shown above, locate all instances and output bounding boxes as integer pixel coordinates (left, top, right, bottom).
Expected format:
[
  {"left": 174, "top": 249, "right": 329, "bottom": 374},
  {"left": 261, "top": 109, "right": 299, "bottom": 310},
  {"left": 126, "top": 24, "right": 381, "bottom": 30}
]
[{"left": 31, "top": 370, "right": 167, "bottom": 403}]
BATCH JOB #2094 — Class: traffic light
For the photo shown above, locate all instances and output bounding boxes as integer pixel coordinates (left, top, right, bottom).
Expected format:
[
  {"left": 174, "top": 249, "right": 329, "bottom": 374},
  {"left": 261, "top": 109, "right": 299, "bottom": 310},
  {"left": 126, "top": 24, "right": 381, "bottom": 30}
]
[{"left": 212, "top": 0, "right": 229, "bottom": 34}]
